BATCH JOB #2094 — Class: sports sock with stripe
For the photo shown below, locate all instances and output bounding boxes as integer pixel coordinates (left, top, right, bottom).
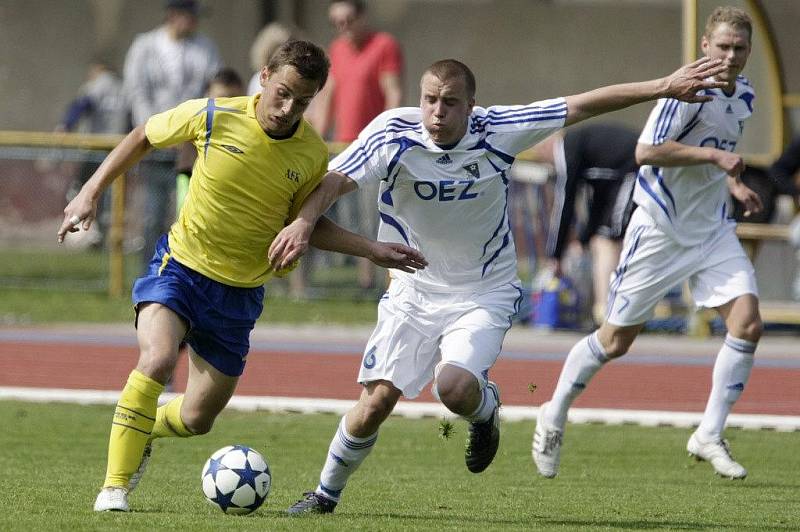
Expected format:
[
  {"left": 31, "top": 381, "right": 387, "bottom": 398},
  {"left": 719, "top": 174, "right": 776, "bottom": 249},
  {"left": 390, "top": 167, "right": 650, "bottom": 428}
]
[
  {"left": 696, "top": 334, "right": 756, "bottom": 441},
  {"left": 465, "top": 383, "right": 498, "bottom": 424},
  {"left": 151, "top": 394, "right": 194, "bottom": 440},
  {"left": 316, "top": 415, "right": 377, "bottom": 502},
  {"left": 546, "top": 332, "right": 609, "bottom": 429},
  {"left": 102, "top": 370, "right": 164, "bottom": 488}
]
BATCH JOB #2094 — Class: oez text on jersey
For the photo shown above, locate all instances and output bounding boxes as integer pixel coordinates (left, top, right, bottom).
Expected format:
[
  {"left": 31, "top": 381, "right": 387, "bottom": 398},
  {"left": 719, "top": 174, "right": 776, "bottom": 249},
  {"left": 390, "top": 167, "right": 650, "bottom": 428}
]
[{"left": 413, "top": 179, "right": 480, "bottom": 202}]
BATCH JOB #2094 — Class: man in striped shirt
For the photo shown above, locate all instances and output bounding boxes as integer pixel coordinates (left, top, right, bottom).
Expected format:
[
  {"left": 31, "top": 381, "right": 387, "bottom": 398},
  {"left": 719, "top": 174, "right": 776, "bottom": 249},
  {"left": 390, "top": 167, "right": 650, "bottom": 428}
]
[
  {"left": 270, "top": 56, "right": 729, "bottom": 514},
  {"left": 534, "top": 6, "right": 763, "bottom": 482}
]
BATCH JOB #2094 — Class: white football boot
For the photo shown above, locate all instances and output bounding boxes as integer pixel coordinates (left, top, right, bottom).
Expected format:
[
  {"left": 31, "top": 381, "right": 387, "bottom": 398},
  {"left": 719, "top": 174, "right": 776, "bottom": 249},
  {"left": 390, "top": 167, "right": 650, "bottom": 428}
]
[
  {"left": 93, "top": 487, "right": 130, "bottom": 512},
  {"left": 687, "top": 431, "right": 747, "bottom": 479},
  {"left": 532, "top": 401, "right": 563, "bottom": 478}
]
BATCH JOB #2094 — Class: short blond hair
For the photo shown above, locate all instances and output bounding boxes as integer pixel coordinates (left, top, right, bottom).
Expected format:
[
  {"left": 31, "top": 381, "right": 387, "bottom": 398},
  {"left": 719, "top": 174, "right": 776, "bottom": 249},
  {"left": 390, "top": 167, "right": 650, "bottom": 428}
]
[{"left": 704, "top": 6, "right": 752, "bottom": 43}]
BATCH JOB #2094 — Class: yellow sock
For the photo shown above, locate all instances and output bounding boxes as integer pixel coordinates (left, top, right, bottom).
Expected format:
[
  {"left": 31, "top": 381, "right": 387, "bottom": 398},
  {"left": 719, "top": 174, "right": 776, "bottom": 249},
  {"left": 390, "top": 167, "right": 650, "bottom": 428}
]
[
  {"left": 103, "top": 370, "right": 164, "bottom": 488},
  {"left": 151, "top": 395, "right": 194, "bottom": 440}
]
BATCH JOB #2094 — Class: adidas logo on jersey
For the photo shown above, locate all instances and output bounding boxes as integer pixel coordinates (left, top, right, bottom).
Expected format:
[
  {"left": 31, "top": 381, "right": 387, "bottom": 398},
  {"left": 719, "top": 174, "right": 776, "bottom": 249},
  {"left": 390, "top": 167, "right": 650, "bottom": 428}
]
[
  {"left": 725, "top": 104, "right": 734, "bottom": 114},
  {"left": 435, "top": 154, "right": 453, "bottom": 165}
]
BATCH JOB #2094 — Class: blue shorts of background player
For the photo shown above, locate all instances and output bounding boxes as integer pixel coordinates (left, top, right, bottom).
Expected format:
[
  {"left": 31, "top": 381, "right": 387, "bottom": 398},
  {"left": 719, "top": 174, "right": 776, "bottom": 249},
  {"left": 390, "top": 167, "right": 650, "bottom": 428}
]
[{"left": 132, "top": 235, "right": 264, "bottom": 377}]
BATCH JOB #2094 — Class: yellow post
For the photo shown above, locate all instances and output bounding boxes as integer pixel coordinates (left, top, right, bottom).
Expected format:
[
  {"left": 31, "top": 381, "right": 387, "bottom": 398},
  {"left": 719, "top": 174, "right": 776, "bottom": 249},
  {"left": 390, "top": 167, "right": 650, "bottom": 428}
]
[
  {"left": 682, "top": 0, "right": 698, "bottom": 63},
  {"left": 108, "top": 173, "right": 126, "bottom": 298}
]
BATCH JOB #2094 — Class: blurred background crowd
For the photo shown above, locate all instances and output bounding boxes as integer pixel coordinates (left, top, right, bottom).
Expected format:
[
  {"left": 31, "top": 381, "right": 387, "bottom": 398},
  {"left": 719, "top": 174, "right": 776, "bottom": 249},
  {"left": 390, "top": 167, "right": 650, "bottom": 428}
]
[{"left": 1, "top": 0, "right": 799, "bottom": 332}]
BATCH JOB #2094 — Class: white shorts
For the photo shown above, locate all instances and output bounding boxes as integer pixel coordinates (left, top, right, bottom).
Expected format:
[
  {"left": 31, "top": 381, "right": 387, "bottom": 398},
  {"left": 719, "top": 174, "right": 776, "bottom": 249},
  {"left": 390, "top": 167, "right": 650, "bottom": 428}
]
[
  {"left": 358, "top": 281, "right": 523, "bottom": 399},
  {"left": 606, "top": 209, "right": 758, "bottom": 326}
]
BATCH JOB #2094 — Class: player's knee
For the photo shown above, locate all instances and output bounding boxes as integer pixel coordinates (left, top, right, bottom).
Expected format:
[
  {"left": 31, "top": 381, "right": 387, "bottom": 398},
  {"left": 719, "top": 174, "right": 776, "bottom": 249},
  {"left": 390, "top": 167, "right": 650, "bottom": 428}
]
[
  {"left": 599, "top": 335, "right": 632, "bottom": 358},
  {"left": 738, "top": 317, "right": 763, "bottom": 343},
  {"left": 136, "top": 345, "right": 180, "bottom": 384},
  {"left": 436, "top": 379, "right": 475, "bottom": 410}
]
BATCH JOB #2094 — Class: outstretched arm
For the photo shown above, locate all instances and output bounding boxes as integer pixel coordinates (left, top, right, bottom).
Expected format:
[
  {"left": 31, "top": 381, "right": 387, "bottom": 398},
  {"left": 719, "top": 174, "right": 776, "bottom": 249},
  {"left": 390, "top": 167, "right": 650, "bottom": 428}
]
[
  {"left": 268, "top": 171, "right": 358, "bottom": 270},
  {"left": 564, "top": 57, "right": 727, "bottom": 126},
  {"left": 310, "top": 217, "right": 427, "bottom": 273},
  {"left": 57, "top": 125, "right": 152, "bottom": 242}
]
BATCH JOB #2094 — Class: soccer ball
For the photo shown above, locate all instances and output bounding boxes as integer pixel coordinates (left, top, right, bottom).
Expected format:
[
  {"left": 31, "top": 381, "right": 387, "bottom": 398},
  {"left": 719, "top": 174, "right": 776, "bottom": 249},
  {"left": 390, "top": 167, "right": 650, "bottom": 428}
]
[{"left": 201, "top": 444, "right": 271, "bottom": 515}]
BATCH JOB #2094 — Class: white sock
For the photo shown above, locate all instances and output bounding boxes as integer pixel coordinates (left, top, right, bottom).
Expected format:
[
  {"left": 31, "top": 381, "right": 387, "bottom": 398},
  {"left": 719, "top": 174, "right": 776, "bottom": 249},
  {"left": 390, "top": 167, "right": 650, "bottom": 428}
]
[
  {"left": 546, "top": 332, "right": 609, "bottom": 429},
  {"left": 465, "top": 383, "right": 499, "bottom": 423},
  {"left": 696, "top": 334, "right": 756, "bottom": 441},
  {"left": 316, "top": 415, "right": 377, "bottom": 502}
]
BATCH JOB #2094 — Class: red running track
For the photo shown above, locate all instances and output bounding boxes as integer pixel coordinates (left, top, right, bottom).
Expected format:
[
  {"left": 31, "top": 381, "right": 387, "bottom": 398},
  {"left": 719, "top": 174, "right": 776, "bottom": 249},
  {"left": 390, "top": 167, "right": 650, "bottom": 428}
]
[{"left": 1, "top": 339, "right": 798, "bottom": 415}]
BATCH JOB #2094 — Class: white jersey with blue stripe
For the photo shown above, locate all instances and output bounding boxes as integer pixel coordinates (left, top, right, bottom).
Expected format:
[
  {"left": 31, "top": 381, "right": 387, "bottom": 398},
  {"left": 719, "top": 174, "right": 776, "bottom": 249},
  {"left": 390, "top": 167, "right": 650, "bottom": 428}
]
[
  {"left": 634, "top": 76, "right": 755, "bottom": 246},
  {"left": 330, "top": 99, "right": 567, "bottom": 293}
]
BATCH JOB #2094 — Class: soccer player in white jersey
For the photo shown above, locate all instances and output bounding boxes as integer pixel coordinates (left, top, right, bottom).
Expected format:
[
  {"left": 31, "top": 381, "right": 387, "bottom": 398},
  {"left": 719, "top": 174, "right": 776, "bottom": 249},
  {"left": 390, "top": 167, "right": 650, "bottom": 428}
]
[
  {"left": 533, "top": 6, "right": 763, "bottom": 481},
  {"left": 268, "top": 52, "right": 728, "bottom": 513}
]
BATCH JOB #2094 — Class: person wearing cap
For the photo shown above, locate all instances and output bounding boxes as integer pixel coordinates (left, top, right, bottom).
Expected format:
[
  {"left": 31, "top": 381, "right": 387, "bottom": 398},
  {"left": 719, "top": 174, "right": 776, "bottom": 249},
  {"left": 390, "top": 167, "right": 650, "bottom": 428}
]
[{"left": 123, "top": 0, "right": 222, "bottom": 273}]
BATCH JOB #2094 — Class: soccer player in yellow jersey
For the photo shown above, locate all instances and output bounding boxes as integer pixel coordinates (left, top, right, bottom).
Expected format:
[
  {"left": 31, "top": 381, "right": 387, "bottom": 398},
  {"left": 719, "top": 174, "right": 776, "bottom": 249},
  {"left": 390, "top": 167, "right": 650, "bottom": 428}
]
[{"left": 57, "top": 40, "right": 426, "bottom": 513}]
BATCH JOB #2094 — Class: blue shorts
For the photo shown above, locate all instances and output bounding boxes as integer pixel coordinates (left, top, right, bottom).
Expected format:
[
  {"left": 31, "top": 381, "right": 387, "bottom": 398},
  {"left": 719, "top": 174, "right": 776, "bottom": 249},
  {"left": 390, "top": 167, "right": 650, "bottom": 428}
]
[{"left": 132, "top": 235, "right": 264, "bottom": 377}]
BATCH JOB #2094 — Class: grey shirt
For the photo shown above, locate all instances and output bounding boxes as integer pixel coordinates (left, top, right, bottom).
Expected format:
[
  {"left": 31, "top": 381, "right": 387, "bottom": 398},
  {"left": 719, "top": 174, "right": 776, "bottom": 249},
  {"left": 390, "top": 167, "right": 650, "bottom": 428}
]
[{"left": 123, "top": 26, "right": 221, "bottom": 126}]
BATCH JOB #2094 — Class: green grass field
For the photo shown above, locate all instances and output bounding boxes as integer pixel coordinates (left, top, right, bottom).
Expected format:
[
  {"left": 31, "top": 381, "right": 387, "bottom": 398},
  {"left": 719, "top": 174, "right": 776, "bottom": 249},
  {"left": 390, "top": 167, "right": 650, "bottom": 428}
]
[
  {"left": 2, "top": 401, "right": 798, "bottom": 531},
  {"left": 0, "top": 248, "right": 381, "bottom": 325}
]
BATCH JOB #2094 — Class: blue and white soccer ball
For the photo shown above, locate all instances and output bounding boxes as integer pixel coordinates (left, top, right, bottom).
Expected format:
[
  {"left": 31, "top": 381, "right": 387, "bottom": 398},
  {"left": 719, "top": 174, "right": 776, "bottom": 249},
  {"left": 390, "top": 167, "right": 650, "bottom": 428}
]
[{"left": 201, "top": 444, "right": 271, "bottom": 515}]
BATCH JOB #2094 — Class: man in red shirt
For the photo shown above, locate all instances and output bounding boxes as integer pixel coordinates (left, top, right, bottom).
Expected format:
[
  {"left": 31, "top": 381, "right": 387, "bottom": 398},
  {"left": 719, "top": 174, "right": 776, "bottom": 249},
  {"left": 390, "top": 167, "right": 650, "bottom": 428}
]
[
  {"left": 310, "top": 0, "right": 405, "bottom": 291},
  {"left": 312, "top": 0, "right": 404, "bottom": 142}
]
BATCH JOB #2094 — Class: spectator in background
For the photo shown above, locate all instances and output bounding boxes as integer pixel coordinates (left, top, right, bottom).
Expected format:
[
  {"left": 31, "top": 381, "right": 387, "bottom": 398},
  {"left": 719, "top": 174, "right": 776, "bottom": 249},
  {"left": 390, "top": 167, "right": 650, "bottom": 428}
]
[
  {"left": 768, "top": 135, "right": 800, "bottom": 300},
  {"left": 123, "top": 0, "right": 221, "bottom": 272},
  {"left": 532, "top": 123, "right": 639, "bottom": 324},
  {"left": 58, "top": 56, "right": 128, "bottom": 248},
  {"left": 769, "top": 135, "right": 800, "bottom": 202},
  {"left": 247, "top": 23, "right": 300, "bottom": 96},
  {"left": 175, "top": 68, "right": 245, "bottom": 214},
  {"left": 311, "top": 0, "right": 404, "bottom": 291}
]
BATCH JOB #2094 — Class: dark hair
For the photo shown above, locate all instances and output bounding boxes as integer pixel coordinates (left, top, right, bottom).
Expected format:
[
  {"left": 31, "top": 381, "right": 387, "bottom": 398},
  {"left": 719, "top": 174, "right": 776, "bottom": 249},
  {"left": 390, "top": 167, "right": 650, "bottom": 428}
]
[
  {"left": 330, "top": 0, "right": 365, "bottom": 15},
  {"left": 210, "top": 67, "right": 244, "bottom": 89},
  {"left": 266, "top": 40, "right": 330, "bottom": 90},
  {"left": 424, "top": 59, "right": 476, "bottom": 99},
  {"left": 164, "top": 0, "right": 198, "bottom": 14}
]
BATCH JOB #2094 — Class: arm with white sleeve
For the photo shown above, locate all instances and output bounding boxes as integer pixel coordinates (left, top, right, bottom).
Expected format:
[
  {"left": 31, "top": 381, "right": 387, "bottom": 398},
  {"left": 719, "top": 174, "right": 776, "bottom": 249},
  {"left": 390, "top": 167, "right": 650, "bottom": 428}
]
[{"left": 268, "top": 111, "right": 399, "bottom": 269}]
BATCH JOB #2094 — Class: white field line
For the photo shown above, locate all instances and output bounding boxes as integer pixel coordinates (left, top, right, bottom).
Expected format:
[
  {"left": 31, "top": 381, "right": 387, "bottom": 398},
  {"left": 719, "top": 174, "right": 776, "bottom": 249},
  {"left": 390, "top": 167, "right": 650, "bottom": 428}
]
[{"left": 1, "top": 386, "right": 798, "bottom": 432}]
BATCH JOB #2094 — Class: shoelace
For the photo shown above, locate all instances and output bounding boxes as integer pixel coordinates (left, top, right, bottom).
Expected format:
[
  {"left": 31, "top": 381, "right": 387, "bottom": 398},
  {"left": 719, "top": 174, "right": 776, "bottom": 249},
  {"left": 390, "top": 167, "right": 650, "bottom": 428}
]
[
  {"left": 542, "top": 430, "right": 563, "bottom": 455},
  {"left": 292, "top": 492, "right": 317, "bottom": 506},
  {"left": 718, "top": 439, "right": 735, "bottom": 459}
]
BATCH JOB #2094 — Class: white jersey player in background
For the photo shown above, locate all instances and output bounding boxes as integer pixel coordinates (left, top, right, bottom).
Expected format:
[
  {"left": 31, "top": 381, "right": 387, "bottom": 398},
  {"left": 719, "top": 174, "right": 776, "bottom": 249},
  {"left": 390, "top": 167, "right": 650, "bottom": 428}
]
[
  {"left": 269, "top": 54, "right": 729, "bottom": 513},
  {"left": 534, "top": 6, "right": 763, "bottom": 481}
]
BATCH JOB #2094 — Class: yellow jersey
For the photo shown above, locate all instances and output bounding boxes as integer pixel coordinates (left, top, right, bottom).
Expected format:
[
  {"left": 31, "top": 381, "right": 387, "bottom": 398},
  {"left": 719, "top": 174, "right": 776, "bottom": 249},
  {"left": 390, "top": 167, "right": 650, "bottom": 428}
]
[{"left": 144, "top": 95, "right": 328, "bottom": 287}]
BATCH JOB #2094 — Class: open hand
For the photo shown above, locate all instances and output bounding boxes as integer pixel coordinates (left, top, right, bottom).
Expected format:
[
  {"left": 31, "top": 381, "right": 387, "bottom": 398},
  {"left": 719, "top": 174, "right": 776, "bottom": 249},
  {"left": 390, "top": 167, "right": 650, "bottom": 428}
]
[
  {"left": 728, "top": 176, "right": 763, "bottom": 217},
  {"left": 368, "top": 242, "right": 428, "bottom": 273},
  {"left": 664, "top": 57, "right": 729, "bottom": 103},
  {"left": 268, "top": 218, "right": 313, "bottom": 271}
]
